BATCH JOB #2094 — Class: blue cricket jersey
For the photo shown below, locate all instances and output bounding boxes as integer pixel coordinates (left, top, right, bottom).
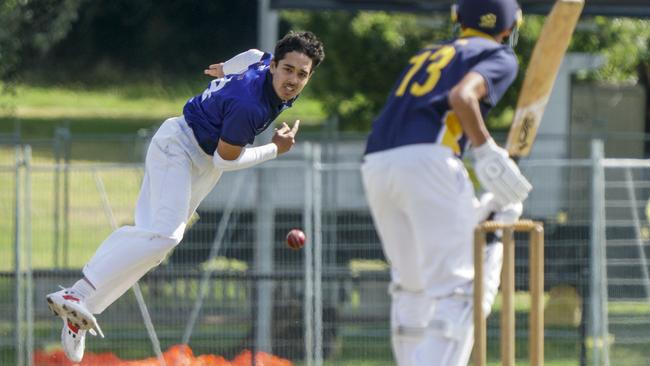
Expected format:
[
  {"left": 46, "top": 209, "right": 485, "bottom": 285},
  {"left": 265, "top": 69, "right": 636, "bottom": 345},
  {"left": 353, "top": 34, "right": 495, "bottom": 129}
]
[
  {"left": 183, "top": 53, "right": 294, "bottom": 155},
  {"left": 364, "top": 34, "right": 518, "bottom": 157}
]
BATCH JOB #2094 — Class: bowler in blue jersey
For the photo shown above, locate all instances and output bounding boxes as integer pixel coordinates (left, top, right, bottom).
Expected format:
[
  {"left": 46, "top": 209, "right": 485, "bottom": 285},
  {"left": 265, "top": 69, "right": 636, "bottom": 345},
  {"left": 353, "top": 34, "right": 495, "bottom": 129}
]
[{"left": 45, "top": 31, "right": 324, "bottom": 363}]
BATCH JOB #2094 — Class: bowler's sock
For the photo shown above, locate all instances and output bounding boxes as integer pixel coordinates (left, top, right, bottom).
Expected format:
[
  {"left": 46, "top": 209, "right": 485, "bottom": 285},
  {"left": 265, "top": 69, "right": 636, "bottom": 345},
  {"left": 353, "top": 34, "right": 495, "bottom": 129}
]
[{"left": 70, "top": 278, "right": 96, "bottom": 300}]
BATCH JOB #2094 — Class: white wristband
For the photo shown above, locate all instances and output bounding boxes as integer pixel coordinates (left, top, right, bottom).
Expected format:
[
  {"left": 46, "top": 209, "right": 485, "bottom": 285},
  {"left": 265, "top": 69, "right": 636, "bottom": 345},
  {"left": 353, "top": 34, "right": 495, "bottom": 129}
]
[
  {"left": 222, "top": 49, "right": 264, "bottom": 75},
  {"left": 472, "top": 138, "right": 500, "bottom": 160},
  {"left": 213, "top": 143, "right": 278, "bottom": 171}
]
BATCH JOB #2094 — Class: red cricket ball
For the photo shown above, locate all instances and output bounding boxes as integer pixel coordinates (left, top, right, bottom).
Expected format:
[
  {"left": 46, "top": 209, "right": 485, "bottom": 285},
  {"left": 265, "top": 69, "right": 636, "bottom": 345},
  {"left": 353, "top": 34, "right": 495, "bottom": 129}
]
[{"left": 286, "top": 229, "right": 306, "bottom": 250}]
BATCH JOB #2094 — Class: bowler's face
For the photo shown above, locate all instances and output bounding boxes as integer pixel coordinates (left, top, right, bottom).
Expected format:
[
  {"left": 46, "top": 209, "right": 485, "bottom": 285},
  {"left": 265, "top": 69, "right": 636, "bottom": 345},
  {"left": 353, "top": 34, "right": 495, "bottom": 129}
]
[{"left": 269, "top": 51, "right": 313, "bottom": 101}]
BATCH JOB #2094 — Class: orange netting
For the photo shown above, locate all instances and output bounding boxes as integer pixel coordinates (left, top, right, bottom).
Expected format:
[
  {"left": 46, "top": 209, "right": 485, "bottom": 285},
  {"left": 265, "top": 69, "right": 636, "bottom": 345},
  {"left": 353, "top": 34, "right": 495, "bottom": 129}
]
[{"left": 34, "top": 344, "right": 294, "bottom": 366}]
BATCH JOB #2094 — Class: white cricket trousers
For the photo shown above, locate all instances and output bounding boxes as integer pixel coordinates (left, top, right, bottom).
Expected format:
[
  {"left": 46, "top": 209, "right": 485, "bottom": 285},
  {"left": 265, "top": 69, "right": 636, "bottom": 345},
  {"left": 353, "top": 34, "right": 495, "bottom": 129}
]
[
  {"left": 83, "top": 116, "right": 223, "bottom": 314},
  {"left": 361, "top": 143, "right": 479, "bottom": 366},
  {"left": 361, "top": 144, "right": 477, "bottom": 296}
]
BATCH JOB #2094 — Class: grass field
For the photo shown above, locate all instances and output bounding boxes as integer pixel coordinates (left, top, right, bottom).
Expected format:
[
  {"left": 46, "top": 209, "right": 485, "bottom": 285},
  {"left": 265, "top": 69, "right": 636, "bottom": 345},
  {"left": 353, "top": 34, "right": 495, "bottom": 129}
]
[
  {"left": 0, "top": 159, "right": 142, "bottom": 268},
  {"left": 0, "top": 83, "right": 327, "bottom": 139}
]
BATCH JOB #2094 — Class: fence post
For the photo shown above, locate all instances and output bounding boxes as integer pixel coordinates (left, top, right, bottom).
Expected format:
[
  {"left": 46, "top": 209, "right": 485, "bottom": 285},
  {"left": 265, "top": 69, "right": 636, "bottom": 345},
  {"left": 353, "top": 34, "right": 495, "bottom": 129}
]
[
  {"left": 303, "top": 143, "right": 314, "bottom": 366},
  {"left": 23, "top": 146, "right": 33, "bottom": 366},
  {"left": 14, "top": 146, "right": 25, "bottom": 366},
  {"left": 136, "top": 128, "right": 151, "bottom": 162},
  {"left": 313, "top": 145, "right": 323, "bottom": 366},
  {"left": 323, "top": 116, "right": 339, "bottom": 274},
  {"left": 589, "top": 139, "right": 610, "bottom": 366},
  {"left": 255, "top": 166, "right": 274, "bottom": 354}
]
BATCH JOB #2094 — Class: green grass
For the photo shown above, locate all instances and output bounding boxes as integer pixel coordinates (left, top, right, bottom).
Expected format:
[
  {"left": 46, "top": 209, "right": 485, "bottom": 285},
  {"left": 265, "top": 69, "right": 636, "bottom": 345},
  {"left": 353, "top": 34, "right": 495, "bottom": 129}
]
[
  {"left": 0, "top": 82, "right": 328, "bottom": 170},
  {"left": 609, "top": 301, "right": 650, "bottom": 315},
  {"left": 0, "top": 82, "right": 327, "bottom": 140},
  {"left": 0, "top": 156, "right": 142, "bottom": 269},
  {"left": 1, "top": 84, "right": 187, "bottom": 120},
  {"left": 1, "top": 82, "right": 326, "bottom": 120}
]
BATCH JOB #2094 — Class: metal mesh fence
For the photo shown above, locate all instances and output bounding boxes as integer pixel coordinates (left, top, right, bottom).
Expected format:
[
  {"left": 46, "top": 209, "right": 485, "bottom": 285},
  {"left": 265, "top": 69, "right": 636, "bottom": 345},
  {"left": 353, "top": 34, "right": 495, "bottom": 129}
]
[
  {"left": 2, "top": 137, "right": 650, "bottom": 365},
  {"left": 600, "top": 159, "right": 650, "bottom": 366}
]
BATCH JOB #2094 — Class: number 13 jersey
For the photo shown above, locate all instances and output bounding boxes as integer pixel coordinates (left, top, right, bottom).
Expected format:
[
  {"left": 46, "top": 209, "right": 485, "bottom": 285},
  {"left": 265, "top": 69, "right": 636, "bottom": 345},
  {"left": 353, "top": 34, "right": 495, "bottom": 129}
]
[{"left": 364, "top": 33, "right": 518, "bottom": 157}]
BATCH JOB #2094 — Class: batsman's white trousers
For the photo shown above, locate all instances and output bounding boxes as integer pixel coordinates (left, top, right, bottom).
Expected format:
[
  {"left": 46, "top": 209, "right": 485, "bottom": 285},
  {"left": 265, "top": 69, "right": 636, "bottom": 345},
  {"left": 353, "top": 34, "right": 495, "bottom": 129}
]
[
  {"left": 361, "top": 143, "right": 479, "bottom": 366},
  {"left": 361, "top": 143, "right": 477, "bottom": 296},
  {"left": 83, "top": 116, "right": 223, "bottom": 313}
]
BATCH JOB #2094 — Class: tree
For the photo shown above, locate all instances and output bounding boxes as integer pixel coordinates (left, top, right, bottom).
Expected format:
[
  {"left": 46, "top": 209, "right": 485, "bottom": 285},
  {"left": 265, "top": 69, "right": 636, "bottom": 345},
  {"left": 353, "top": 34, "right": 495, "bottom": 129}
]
[
  {"left": 284, "top": 10, "right": 451, "bottom": 131},
  {"left": 492, "top": 15, "right": 650, "bottom": 129},
  {"left": 0, "top": 0, "right": 83, "bottom": 84},
  {"left": 283, "top": 11, "right": 650, "bottom": 132},
  {"left": 24, "top": 1, "right": 258, "bottom": 84}
]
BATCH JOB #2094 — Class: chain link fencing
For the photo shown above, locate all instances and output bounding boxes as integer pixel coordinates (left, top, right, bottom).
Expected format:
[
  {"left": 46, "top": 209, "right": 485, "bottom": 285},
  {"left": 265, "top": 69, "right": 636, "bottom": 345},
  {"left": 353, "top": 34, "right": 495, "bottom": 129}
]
[{"left": 1, "top": 134, "right": 650, "bottom": 365}]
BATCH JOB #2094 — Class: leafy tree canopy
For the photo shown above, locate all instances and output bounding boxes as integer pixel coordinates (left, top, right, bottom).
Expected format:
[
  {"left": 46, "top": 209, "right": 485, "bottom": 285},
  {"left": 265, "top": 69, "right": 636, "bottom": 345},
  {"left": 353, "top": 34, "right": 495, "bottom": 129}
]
[
  {"left": 284, "top": 11, "right": 650, "bottom": 131},
  {"left": 0, "top": 0, "right": 83, "bottom": 83}
]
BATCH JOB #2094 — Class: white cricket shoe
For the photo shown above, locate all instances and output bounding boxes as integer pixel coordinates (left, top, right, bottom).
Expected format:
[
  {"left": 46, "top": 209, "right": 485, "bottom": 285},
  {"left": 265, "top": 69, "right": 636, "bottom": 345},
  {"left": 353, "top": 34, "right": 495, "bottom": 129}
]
[
  {"left": 60, "top": 318, "right": 87, "bottom": 362},
  {"left": 46, "top": 287, "right": 104, "bottom": 362}
]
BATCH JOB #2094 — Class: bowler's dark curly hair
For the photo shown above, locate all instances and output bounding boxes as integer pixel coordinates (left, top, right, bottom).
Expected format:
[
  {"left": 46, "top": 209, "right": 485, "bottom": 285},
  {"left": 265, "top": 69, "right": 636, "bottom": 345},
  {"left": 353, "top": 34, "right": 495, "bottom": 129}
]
[{"left": 274, "top": 31, "right": 325, "bottom": 72}]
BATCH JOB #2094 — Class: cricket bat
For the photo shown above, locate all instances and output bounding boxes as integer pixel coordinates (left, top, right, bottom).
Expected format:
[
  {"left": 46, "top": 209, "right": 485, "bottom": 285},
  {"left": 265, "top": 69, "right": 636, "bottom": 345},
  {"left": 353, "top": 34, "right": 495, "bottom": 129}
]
[{"left": 505, "top": 0, "right": 584, "bottom": 158}]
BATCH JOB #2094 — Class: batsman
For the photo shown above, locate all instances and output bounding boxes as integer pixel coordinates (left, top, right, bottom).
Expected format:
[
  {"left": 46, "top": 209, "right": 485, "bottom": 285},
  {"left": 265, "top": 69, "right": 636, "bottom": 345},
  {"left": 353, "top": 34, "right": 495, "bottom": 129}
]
[{"left": 361, "top": 0, "right": 532, "bottom": 365}]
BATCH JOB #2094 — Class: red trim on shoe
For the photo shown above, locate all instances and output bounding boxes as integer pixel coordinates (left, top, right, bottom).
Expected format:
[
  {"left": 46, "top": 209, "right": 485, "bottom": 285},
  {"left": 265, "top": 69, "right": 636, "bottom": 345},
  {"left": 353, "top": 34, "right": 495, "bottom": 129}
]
[
  {"left": 63, "top": 295, "right": 80, "bottom": 302},
  {"left": 67, "top": 321, "right": 80, "bottom": 334}
]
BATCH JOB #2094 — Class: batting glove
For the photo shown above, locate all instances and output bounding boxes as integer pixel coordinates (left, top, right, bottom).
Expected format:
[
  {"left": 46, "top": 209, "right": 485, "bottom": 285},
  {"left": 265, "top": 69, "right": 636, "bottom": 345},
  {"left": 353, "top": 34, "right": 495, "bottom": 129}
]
[
  {"left": 474, "top": 192, "right": 523, "bottom": 224},
  {"left": 473, "top": 138, "right": 532, "bottom": 206},
  {"left": 493, "top": 199, "right": 523, "bottom": 224}
]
